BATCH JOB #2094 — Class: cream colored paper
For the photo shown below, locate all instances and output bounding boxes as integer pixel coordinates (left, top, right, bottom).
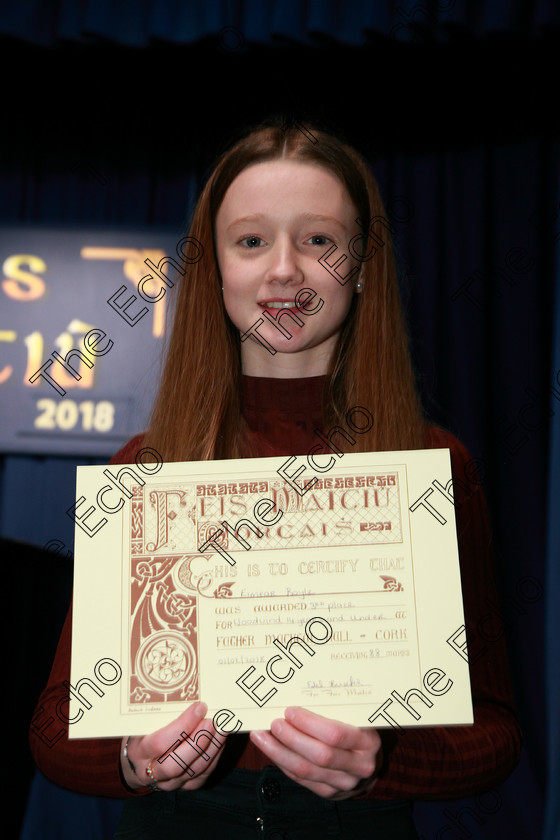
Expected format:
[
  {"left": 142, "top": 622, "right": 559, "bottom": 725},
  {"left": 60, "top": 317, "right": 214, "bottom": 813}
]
[{"left": 69, "top": 449, "right": 473, "bottom": 737}]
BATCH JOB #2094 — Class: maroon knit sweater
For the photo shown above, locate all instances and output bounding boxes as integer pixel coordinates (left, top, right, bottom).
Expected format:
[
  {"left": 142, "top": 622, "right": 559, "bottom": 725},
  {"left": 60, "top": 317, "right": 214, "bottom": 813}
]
[{"left": 29, "top": 375, "right": 521, "bottom": 799}]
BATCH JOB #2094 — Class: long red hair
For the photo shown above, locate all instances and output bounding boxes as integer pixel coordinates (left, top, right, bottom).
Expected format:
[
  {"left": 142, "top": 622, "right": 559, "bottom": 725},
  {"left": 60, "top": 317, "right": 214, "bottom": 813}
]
[{"left": 144, "top": 120, "right": 425, "bottom": 461}]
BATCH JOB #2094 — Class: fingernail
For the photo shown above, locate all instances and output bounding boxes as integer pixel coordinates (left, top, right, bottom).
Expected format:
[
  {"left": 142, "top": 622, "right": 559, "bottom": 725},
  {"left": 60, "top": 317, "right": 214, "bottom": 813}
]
[
  {"left": 251, "top": 730, "right": 265, "bottom": 742},
  {"left": 194, "top": 702, "right": 207, "bottom": 716},
  {"left": 285, "top": 707, "right": 296, "bottom": 721}
]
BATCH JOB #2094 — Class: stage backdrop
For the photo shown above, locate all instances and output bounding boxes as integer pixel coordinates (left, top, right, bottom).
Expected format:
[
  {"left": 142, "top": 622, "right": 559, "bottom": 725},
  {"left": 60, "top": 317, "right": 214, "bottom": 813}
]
[{"left": 2, "top": 5, "right": 557, "bottom": 839}]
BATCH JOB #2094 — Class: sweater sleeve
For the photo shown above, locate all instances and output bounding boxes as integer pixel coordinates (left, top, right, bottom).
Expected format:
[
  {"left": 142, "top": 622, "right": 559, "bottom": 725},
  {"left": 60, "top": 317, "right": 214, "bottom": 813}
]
[
  {"left": 28, "top": 434, "right": 150, "bottom": 798},
  {"left": 369, "top": 428, "right": 522, "bottom": 799}
]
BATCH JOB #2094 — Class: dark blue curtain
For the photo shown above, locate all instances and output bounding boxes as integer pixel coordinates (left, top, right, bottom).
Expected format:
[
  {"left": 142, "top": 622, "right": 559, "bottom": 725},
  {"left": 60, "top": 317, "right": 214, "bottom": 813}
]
[
  {"left": 1, "top": 0, "right": 559, "bottom": 46},
  {"left": 2, "top": 4, "right": 558, "bottom": 839},
  {"left": 544, "top": 204, "right": 560, "bottom": 840}
]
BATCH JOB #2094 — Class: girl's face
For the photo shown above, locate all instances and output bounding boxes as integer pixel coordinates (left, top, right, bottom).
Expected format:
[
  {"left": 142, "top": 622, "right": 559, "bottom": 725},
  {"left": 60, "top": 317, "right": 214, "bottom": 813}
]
[{"left": 215, "top": 160, "right": 362, "bottom": 377}]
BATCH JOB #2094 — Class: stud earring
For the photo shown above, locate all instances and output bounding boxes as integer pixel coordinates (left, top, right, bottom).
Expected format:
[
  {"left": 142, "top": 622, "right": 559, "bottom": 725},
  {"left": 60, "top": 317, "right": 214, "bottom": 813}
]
[{"left": 355, "top": 281, "right": 363, "bottom": 293}]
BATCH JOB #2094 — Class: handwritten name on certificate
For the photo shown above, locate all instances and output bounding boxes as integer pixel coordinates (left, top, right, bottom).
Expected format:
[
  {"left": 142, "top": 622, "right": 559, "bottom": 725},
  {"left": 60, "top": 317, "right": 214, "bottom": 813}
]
[{"left": 69, "top": 449, "right": 473, "bottom": 737}]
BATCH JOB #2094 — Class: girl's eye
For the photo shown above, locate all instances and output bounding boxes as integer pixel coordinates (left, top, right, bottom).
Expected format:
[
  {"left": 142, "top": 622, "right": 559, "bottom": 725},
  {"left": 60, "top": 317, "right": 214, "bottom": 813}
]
[
  {"left": 241, "top": 236, "right": 264, "bottom": 248},
  {"left": 308, "top": 235, "right": 331, "bottom": 246}
]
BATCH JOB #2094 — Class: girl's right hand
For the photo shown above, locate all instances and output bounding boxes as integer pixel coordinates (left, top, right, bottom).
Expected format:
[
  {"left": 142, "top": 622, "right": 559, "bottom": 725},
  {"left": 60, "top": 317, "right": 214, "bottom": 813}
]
[{"left": 120, "top": 701, "right": 226, "bottom": 792}]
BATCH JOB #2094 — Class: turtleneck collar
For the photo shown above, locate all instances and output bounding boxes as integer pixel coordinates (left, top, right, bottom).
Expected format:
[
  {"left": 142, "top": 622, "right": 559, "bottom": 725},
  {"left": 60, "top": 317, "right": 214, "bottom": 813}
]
[{"left": 241, "top": 374, "right": 328, "bottom": 457}]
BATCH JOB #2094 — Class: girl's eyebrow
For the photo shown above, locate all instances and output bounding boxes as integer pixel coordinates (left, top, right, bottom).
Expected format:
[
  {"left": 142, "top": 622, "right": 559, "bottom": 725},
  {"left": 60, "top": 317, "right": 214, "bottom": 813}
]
[
  {"left": 298, "top": 212, "right": 347, "bottom": 232},
  {"left": 226, "top": 212, "right": 348, "bottom": 232},
  {"left": 226, "top": 214, "right": 267, "bottom": 231}
]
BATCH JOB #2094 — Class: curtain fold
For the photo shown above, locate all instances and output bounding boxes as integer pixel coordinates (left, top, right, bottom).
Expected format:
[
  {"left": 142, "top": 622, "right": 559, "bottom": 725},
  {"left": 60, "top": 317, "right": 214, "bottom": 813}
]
[
  {"left": 543, "top": 177, "right": 560, "bottom": 840},
  {"left": 1, "top": 0, "right": 558, "bottom": 47}
]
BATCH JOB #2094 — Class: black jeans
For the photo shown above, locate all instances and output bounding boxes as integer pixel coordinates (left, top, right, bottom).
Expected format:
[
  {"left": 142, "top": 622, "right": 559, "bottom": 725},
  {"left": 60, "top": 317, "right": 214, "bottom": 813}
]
[{"left": 114, "top": 766, "right": 419, "bottom": 839}]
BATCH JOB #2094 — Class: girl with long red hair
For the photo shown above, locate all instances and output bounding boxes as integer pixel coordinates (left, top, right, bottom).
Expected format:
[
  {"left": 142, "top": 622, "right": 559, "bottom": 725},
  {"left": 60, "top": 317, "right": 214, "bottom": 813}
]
[{"left": 30, "top": 119, "right": 521, "bottom": 839}]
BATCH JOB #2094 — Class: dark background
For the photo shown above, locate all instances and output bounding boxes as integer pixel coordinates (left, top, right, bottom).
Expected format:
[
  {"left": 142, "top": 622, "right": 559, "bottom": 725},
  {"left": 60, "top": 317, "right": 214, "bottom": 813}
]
[{"left": 1, "top": 2, "right": 559, "bottom": 838}]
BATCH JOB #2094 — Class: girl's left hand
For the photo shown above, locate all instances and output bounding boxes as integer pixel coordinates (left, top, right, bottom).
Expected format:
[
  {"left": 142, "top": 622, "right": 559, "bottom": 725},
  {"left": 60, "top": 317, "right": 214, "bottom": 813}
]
[{"left": 249, "top": 706, "right": 383, "bottom": 799}]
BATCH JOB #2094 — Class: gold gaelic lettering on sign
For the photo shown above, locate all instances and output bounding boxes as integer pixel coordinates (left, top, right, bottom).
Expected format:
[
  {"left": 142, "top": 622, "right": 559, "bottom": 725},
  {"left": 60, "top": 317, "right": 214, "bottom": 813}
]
[
  {"left": 81, "top": 248, "right": 167, "bottom": 338},
  {"left": 24, "top": 320, "right": 96, "bottom": 390},
  {"left": 0, "top": 330, "right": 16, "bottom": 385},
  {"left": 2, "top": 255, "right": 47, "bottom": 301}
]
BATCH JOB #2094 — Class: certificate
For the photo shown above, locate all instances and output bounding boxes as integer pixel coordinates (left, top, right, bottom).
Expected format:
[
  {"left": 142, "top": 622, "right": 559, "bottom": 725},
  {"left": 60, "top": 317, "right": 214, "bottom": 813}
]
[{"left": 69, "top": 449, "right": 473, "bottom": 737}]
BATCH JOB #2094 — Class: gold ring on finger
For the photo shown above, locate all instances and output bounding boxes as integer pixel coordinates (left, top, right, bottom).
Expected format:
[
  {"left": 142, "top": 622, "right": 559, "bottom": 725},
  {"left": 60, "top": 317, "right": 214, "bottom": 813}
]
[{"left": 145, "top": 758, "right": 162, "bottom": 792}]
